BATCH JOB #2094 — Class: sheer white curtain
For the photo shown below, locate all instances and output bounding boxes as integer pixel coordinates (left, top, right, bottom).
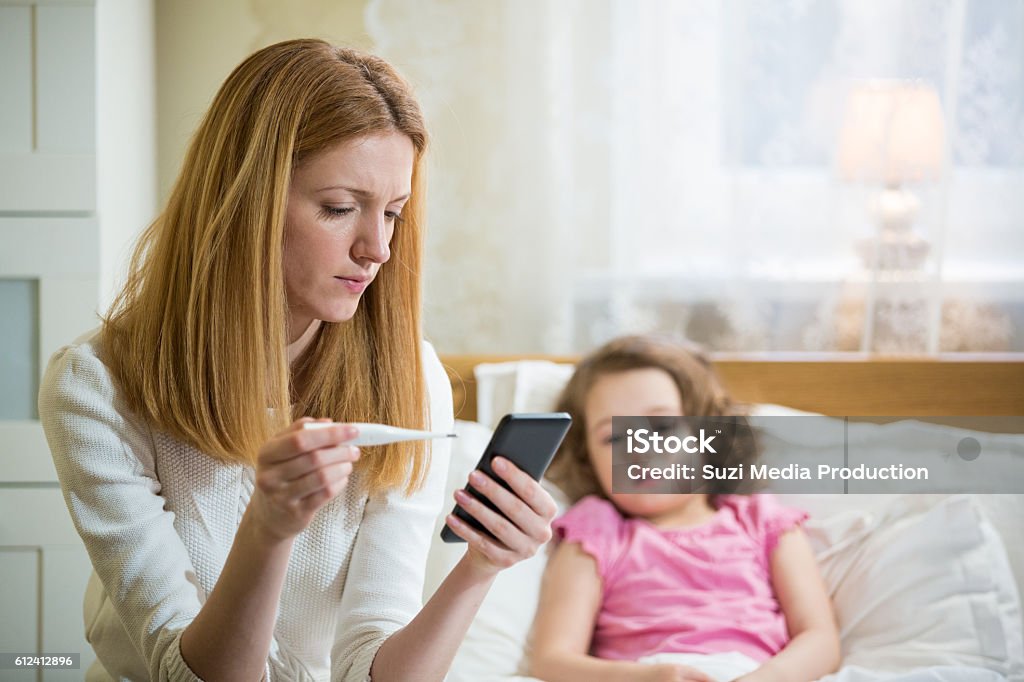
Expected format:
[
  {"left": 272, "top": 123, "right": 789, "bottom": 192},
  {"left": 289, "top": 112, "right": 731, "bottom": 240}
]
[{"left": 366, "top": 0, "right": 1024, "bottom": 354}]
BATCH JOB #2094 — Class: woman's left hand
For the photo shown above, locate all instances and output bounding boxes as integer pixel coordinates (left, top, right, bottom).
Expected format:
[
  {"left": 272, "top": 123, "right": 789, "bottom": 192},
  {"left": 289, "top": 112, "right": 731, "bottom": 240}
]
[{"left": 445, "top": 455, "right": 558, "bottom": 576}]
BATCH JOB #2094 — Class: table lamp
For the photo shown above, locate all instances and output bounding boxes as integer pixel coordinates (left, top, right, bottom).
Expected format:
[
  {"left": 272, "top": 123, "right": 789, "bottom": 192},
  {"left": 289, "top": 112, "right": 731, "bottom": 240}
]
[{"left": 837, "top": 80, "right": 946, "bottom": 272}]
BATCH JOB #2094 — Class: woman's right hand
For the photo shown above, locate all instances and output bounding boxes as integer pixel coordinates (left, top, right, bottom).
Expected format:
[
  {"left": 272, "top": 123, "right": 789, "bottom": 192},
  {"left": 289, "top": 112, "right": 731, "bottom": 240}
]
[
  {"left": 643, "top": 663, "right": 713, "bottom": 682},
  {"left": 249, "top": 417, "right": 360, "bottom": 541}
]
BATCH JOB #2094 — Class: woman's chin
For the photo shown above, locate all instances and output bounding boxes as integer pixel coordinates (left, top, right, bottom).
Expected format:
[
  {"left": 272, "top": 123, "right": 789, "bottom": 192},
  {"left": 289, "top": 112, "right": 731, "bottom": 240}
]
[
  {"left": 315, "top": 301, "right": 360, "bottom": 324},
  {"left": 309, "top": 307, "right": 358, "bottom": 323}
]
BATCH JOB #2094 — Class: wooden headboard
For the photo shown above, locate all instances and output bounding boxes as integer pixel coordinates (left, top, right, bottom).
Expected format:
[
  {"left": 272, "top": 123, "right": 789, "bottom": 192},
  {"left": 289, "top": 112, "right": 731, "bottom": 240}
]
[{"left": 439, "top": 354, "right": 1024, "bottom": 422}]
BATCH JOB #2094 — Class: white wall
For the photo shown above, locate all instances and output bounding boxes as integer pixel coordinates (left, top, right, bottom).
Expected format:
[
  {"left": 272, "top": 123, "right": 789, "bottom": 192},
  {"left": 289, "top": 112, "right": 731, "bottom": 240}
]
[
  {"left": 155, "top": 0, "right": 372, "bottom": 203},
  {"left": 97, "top": 0, "right": 157, "bottom": 311}
]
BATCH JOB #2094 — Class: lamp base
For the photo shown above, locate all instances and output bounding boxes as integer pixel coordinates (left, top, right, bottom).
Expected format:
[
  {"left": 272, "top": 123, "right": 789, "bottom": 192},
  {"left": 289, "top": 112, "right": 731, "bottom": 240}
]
[
  {"left": 858, "top": 186, "right": 930, "bottom": 272},
  {"left": 856, "top": 231, "right": 930, "bottom": 272}
]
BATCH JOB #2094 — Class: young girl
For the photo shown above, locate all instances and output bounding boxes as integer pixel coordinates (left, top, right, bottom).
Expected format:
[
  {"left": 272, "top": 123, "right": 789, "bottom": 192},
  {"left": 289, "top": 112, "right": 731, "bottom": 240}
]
[{"left": 530, "top": 336, "right": 840, "bottom": 682}]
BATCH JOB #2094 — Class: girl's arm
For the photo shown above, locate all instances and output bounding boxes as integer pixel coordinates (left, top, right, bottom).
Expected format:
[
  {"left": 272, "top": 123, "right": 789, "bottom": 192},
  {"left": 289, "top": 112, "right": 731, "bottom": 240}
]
[
  {"left": 736, "top": 528, "right": 841, "bottom": 682},
  {"left": 529, "top": 542, "right": 711, "bottom": 682}
]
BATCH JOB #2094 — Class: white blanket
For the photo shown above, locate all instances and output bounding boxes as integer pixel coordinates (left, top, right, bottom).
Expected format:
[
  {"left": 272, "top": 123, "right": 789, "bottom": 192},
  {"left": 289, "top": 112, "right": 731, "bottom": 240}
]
[
  {"left": 635, "top": 654, "right": 1011, "bottom": 682},
  {"left": 637, "top": 652, "right": 760, "bottom": 681},
  {"left": 820, "top": 666, "right": 1009, "bottom": 682}
]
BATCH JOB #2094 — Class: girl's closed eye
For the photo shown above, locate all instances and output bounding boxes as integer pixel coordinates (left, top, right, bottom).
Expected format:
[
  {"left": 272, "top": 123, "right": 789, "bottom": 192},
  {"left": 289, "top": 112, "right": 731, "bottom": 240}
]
[{"left": 649, "top": 417, "right": 679, "bottom": 432}]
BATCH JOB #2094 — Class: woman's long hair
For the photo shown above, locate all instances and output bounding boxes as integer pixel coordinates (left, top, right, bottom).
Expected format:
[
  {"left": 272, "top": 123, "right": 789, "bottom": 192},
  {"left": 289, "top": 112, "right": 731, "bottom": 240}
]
[{"left": 103, "top": 39, "right": 430, "bottom": 495}]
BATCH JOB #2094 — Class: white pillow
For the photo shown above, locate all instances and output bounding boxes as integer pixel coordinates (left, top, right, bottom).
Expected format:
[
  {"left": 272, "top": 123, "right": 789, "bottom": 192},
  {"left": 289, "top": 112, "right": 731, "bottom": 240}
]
[
  {"left": 423, "top": 419, "right": 568, "bottom": 681},
  {"left": 790, "top": 495, "right": 1024, "bottom": 679},
  {"left": 764, "top": 417, "right": 1024, "bottom": 592},
  {"left": 474, "top": 361, "right": 575, "bottom": 430},
  {"left": 473, "top": 363, "right": 521, "bottom": 431},
  {"left": 748, "top": 402, "right": 823, "bottom": 417}
]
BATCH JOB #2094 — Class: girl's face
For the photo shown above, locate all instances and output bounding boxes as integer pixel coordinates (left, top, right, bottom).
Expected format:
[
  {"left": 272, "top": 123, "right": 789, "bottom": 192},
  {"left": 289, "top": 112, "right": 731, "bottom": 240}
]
[
  {"left": 283, "top": 132, "right": 414, "bottom": 339},
  {"left": 585, "top": 368, "right": 697, "bottom": 519}
]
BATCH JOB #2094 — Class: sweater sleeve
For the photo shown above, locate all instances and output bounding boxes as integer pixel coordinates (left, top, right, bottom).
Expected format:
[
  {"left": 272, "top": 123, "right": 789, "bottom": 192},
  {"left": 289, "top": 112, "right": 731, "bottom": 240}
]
[
  {"left": 37, "top": 340, "right": 209, "bottom": 682},
  {"left": 330, "top": 340, "right": 453, "bottom": 682}
]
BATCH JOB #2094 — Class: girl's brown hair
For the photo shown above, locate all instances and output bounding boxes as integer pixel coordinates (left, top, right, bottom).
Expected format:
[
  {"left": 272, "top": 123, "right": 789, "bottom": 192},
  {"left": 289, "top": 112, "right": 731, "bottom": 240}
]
[
  {"left": 547, "top": 335, "right": 753, "bottom": 504},
  {"left": 102, "top": 39, "right": 429, "bottom": 495}
]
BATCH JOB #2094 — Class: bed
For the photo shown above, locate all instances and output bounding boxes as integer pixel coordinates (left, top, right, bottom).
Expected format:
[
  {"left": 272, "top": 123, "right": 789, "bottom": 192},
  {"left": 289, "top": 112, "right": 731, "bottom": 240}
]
[
  {"left": 439, "top": 353, "right": 1024, "bottom": 422},
  {"left": 423, "top": 353, "right": 1024, "bottom": 682}
]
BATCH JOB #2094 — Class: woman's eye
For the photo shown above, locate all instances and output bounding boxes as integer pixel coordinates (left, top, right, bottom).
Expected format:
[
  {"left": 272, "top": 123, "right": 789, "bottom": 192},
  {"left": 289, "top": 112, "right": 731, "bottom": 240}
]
[
  {"left": 320, "top": 206, "right": 355, "bottom": 219},
  {"left": 385, "top": 210, "right": 404, "bottom": 223}
]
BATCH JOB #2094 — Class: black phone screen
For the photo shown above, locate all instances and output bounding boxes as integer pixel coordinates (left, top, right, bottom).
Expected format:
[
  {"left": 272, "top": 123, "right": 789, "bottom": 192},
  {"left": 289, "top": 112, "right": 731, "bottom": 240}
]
[{"left": 440, "top": 412, "right": 572, "bottom": 543}]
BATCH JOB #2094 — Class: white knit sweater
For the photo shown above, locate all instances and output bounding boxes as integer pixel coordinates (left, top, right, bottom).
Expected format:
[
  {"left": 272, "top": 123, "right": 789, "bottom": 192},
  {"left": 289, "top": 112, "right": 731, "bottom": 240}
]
[{"left": 38, "top": 329, "right": 453, "bottom": 682}]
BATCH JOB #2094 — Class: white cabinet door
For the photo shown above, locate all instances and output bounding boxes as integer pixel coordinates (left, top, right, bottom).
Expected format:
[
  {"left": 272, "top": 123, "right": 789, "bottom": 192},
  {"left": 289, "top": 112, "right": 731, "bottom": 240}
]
[
  {"left": 0, "top": 490, "right": 96, "bottom": 679},
  {"left": 0, "top": 1, "right": 95, "bottom": 212},
  {"left": 0, "top": 551, "right": 39, "bottom": 681},
  {"left": 0, "top": 1, "right": 100, "bottom": 678}
]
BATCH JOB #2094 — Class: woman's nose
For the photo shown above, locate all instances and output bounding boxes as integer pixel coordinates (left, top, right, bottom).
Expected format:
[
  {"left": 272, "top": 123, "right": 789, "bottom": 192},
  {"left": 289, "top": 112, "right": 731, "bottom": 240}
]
[{"left": 353, "top": 213, "right": 391, "bottom": 264}]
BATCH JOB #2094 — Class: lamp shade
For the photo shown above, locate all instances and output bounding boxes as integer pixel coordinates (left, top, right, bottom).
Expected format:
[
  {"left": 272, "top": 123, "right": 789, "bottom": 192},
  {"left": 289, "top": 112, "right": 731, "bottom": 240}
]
[{"left": 837, "top": 80, "right": 946, "bottom": 186}]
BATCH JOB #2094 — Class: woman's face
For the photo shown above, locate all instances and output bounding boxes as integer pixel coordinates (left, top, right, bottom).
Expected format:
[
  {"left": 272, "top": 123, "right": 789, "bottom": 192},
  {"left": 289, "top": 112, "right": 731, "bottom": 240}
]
[
  {"left": 283, "top": 131, "right": 414, "bottom": 336},
  {"left": 584, "top": 368, "right": 694, "bottom": 518}
]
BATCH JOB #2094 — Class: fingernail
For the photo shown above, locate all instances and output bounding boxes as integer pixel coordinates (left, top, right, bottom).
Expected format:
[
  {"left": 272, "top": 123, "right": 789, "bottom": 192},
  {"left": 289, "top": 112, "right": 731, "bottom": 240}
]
[
  {"left": 455, "top": 489, "right": 469, "bottom": 503},
  {"left": 351, "top": 447, "right": 360, "bottom": 459},
  {"left": 492, "top": 457, "right": 506, "bottom": 472},
  {"left": 447, "top": 514, "right": 461, "bottom": 526},
  {"left": 469, "top": 471, "right": 485, "bottom": 486},
  {"left": 346, "top": 425, "right": 358, "bottom": 438}
]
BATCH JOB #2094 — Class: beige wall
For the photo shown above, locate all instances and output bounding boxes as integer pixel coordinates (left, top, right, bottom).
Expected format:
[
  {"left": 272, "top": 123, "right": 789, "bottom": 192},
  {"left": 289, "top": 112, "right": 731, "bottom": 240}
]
[
  {"left": 153, "top": 1, "right": 604, "bottom": 353},
  {"left": 155, "top": 0, "right": 372, "bottom": 202}
]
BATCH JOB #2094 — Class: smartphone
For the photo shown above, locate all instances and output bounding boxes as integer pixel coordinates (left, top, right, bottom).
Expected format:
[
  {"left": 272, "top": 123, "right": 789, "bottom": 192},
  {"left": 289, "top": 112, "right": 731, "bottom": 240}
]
[{"left": 441, "top": 412, "right": 572, "bottom": 543}]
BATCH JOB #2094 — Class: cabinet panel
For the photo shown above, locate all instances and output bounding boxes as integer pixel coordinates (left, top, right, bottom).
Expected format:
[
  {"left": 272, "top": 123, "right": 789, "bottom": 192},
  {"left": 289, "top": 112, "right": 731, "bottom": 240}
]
[
  {"left": 42, "top": 545, "right": 95, "bottom": 680},
  {"left": 0, "top": 6, "right": 32, "bottom": 153},
  {"left": 0, "top": 217, "right": 100, "bottom": 277},
  {"left": 36, "top": 4, "right": 95, "bottom": 153},
  {"left": 0, "top": 490, "right": 93, "bottom": 676},
  {"left": 0, "top": 153, "right": 95, "bottom": 212},
  {"left": 0, "top": 279, "right": 38, "bottom": 420},
  {"left": 0, "top": 549, "right": 40, "bottom": 682},
  {"left": 0, "top": 489, "right": 81, "bottom": 546},
  {"left": 0, "top": 423, "right": 54, "bottom": 483}
]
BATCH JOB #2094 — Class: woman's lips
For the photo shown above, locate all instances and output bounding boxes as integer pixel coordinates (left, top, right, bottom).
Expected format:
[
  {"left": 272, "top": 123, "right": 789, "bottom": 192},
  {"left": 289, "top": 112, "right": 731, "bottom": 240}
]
[{"left": 335, "top": 276, "right": 370, "bottom": 293}]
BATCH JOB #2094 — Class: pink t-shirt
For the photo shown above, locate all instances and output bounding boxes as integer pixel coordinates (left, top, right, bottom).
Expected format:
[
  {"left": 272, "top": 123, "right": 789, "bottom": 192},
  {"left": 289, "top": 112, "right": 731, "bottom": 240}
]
[{"left": 551, "top": 494, "right": 808, "bottom": 662}]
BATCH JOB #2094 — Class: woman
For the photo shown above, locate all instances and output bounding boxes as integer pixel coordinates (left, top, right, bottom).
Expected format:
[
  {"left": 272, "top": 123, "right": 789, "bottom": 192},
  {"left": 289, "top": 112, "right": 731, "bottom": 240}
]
[{"left": 38, "top": 39, "right": 556, "bottom": 682}]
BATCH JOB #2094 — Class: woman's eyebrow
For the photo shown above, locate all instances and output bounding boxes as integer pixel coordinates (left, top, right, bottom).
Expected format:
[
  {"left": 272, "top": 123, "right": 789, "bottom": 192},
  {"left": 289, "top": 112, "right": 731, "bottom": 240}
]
[{"left": 316, "top": 185, "right": 410, "bottom": 201}]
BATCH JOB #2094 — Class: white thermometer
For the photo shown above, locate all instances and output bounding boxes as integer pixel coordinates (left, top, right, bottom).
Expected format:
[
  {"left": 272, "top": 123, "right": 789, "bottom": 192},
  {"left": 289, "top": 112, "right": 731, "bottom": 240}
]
[{"left": 302, "top": 421, "right": 456, "bottom": 447}]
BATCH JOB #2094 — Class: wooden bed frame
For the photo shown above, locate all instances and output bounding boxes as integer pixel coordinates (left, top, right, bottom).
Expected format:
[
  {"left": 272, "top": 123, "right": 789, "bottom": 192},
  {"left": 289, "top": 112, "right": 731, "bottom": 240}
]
[{"left": 439, "top": 354, "right": 1024, "bottom": 423}]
